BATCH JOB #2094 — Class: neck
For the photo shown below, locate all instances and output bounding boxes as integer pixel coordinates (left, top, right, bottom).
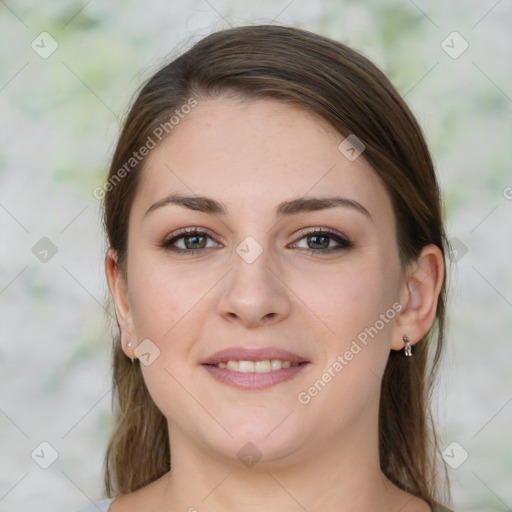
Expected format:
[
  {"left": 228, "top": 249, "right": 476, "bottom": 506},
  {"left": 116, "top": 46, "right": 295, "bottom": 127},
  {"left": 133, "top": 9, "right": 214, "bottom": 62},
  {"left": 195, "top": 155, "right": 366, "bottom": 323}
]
[{"left": 157, "top": 396, "right": 399, "bottom": 512}]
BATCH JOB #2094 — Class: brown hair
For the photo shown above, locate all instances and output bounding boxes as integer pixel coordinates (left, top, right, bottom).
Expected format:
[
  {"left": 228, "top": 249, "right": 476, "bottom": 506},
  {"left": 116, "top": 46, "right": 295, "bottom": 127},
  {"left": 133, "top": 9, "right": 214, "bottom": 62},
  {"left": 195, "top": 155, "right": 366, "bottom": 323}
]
[{"left": 102, "top": 24, "right": 448, "bottom": 505}]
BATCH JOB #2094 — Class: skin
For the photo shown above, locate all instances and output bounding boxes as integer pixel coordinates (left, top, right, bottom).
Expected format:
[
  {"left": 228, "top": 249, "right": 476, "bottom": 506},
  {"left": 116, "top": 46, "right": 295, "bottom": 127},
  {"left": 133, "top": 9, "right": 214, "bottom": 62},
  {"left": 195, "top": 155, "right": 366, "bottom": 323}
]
[{"left": 106, "top": 97, "right": 444, "bottom": 512}]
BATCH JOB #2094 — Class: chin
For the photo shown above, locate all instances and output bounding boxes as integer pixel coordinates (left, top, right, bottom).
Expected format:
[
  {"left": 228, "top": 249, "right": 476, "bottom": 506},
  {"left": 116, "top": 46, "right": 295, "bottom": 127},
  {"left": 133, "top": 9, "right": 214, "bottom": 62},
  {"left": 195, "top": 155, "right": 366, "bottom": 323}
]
[{"left": 206, "top": 413, "right": 308, "bottom": 466}]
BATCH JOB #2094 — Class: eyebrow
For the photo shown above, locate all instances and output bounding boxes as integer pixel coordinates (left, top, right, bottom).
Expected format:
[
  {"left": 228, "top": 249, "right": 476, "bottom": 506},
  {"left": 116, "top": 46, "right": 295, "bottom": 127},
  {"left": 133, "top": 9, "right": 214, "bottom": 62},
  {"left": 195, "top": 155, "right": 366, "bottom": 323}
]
[{"left": 144, "top": 193, "right": 372, "bottom": 220}]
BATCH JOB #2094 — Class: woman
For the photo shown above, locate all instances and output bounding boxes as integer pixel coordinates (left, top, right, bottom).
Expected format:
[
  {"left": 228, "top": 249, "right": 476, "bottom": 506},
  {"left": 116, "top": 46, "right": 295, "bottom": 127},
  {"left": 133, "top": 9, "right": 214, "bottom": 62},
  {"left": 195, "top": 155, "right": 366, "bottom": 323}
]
[{"left": 78, "top": 24, "right": 451, "bottom": 511}]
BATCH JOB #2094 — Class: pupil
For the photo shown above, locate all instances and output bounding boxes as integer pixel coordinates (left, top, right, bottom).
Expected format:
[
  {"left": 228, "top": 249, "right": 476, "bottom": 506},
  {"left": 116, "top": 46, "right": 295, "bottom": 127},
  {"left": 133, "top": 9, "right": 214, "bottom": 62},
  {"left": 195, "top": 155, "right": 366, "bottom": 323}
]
[
  {"left": 185, "top": 235, "right": 206, "bottom": 249},
  {"left": 308, "top": 235, "right": 329, "bottom": 249}
]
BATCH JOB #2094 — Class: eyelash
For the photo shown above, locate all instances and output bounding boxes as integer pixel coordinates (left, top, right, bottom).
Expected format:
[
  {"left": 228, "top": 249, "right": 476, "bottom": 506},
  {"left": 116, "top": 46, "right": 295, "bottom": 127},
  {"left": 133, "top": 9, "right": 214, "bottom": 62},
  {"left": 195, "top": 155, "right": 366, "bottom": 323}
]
[{"left": 161, "top": 227, "right": 353, "bottom": 256}]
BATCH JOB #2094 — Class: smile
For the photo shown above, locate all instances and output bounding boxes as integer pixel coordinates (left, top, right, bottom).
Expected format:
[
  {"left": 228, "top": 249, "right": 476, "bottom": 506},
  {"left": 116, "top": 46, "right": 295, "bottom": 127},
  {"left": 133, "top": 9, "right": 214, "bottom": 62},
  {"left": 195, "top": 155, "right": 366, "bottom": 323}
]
[
  {"left": 200, "top": 346, "right": 310, "bottom": 389},
  {"left": 211, "top": 359, "right": 298, "bottom": 372}
]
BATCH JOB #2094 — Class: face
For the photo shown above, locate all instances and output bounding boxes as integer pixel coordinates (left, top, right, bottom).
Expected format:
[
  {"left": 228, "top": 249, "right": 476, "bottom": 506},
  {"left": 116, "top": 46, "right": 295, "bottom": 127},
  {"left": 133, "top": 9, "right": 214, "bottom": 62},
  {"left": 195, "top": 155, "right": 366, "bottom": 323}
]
[{"left": 113, "top": 97, "right": 410, "bottom": 467}]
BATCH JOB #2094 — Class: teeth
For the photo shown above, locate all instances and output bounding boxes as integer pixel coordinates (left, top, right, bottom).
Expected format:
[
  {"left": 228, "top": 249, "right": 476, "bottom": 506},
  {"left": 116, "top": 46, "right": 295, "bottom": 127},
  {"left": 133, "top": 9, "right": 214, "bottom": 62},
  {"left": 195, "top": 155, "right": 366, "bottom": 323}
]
[
  {"left": 254, "top": 360, "right": 271, "bottom": 372},
  {"left": 214, "top": 359, "right": 296, "bottom": 372},
  {"left": 238, "top": 360, "right": 255, "bottom": 373},
  {"left": 226, "top": 360, "right": 238, "bottom": 371},
  {"left": 271, "top": 359, "right": 281, "bottom": 370}
]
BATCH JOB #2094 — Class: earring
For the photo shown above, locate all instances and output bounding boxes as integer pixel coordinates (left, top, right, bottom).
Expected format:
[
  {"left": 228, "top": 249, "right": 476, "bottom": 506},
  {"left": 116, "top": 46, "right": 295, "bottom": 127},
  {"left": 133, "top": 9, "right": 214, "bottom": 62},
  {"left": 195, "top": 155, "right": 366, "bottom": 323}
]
[
  {"left": 403, "top": 335, "right": 412, "bottom": 357},
  {"left": 127, "top": 342, "right": 135, "bottom": 363}
]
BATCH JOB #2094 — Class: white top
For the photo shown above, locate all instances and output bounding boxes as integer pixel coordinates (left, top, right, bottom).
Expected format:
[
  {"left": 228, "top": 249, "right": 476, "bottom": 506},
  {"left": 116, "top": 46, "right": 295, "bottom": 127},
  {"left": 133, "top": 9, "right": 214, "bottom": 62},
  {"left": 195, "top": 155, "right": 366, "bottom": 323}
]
[{"left": 74, "top": 498, "right": 114, "bottom": 512}]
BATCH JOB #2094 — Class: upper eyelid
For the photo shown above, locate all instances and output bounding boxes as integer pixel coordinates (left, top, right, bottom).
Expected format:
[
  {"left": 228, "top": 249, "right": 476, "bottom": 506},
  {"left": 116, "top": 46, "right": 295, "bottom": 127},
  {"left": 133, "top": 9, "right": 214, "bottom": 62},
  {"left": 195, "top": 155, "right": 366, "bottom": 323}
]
[
  {"left": 166, "top": 227, "right": 344, "bottom": 239},
  {"left": 164, "top": 227, "right": 218, "bottom": 242},
  {"left": 293, "top": 226, "right": 348, "bottom": 239}
]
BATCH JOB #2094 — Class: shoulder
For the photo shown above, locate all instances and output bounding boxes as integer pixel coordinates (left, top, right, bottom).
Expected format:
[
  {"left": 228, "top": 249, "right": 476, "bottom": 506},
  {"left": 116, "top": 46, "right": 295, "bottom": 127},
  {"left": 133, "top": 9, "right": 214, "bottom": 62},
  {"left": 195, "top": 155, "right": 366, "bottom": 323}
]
[{"left": 73, "top": 498, "right": 114, "bottom": 512}]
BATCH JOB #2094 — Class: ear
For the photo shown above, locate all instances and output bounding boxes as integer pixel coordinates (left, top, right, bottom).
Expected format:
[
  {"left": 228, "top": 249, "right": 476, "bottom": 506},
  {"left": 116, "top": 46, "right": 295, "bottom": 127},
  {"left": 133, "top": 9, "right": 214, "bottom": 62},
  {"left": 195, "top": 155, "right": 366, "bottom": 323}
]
[
  {"left": 391, "top": 244, "right": 445, "bottom": 351},
  {"left": 105, "top": 249, "right": 136, "bottom": 359}
]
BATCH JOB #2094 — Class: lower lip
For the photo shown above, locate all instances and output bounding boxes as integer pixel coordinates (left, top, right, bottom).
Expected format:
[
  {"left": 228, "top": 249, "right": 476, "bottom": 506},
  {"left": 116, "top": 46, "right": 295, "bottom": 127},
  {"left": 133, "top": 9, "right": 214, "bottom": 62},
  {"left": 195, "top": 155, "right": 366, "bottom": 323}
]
[{"left": 202, "top": 363, "right": 310, "bottom": 390}]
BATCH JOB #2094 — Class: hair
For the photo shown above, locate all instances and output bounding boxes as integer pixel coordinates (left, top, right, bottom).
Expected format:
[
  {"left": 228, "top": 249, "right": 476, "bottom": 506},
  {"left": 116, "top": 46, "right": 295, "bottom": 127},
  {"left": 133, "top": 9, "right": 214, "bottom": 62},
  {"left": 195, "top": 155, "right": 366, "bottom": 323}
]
[{"left": 102, "top": 24, "right": 449, "bottom": 506}]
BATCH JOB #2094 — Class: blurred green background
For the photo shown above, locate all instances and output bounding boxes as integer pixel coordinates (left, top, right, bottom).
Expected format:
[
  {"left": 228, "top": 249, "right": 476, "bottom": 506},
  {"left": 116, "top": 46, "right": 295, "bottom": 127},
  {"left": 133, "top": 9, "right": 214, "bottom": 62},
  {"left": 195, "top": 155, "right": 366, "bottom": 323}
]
[{"left": 1, "top": 1, "right": 511, "bottom": 510}]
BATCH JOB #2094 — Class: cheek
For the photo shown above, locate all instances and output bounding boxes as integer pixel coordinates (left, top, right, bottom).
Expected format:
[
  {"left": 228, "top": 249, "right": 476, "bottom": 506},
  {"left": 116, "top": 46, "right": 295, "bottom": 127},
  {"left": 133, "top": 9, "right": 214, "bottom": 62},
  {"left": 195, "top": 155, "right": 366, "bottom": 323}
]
[
  {"left": 304, "top": 255, "right": 399, "bottom": 344},
  {"left": 127, "top": 252, "right": 205, "bottom": 340},
  {"left": 125, "top": 255, "right": 224, "bottom": 391},
  {"left": 295, "top": 256, "right": 399, "bottom": 407},
  {"left": 126, "top": 262, "right": 213, "bottom": 422}
]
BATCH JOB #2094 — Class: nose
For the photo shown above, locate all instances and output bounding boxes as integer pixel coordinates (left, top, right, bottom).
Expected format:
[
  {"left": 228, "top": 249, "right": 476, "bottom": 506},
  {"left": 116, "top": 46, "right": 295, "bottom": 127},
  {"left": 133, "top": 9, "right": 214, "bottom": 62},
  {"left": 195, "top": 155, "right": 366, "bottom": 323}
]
[{"left": 216, "top": 248, "right": 292, "bottom": 328}]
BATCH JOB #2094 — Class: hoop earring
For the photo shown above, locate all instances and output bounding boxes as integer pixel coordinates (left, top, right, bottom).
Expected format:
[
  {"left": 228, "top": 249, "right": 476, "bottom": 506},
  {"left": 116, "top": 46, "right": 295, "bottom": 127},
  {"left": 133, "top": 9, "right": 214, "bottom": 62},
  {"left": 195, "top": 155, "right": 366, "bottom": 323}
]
[{"left": 403, "top": 335, "right": 412, "bottom": 357}]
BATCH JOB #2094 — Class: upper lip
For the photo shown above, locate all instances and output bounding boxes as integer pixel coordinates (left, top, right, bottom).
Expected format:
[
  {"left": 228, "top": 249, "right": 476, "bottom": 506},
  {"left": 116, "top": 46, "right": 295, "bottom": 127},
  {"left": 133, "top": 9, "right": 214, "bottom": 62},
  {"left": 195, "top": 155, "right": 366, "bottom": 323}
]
[{"left": 201, "top": 346, "right": 309, "bottom": 365}]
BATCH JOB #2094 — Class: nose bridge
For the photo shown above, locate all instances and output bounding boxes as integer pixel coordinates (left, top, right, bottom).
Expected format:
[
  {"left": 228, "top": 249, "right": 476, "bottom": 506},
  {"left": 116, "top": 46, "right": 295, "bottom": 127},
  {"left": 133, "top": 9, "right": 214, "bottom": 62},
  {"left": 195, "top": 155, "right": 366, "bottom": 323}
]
[
  {"left": 232, "top": 238, "right": 272, "bottom": 287},
  {"left": 217, "top": 235, "right": 291, "bottom": 326}
]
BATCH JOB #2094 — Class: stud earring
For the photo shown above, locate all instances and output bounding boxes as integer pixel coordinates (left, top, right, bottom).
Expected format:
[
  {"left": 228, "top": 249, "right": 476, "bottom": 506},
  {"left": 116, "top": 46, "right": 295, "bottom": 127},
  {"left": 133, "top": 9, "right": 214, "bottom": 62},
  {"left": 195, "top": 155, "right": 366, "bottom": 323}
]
[
  {"left": 403, "top": 335, "right": 412, "bottom": 357},
  {"left": 127, "top": 342, "right": 135, "bottom": 363}
]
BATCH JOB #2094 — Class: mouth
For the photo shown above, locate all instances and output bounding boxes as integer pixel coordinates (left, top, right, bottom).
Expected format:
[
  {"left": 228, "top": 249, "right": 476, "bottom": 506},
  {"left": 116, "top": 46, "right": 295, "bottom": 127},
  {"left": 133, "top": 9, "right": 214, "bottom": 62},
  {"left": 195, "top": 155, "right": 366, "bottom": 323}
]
[
  {"left": 201, "top": 346, "right": 310, "bottom": 390},
  {"left": 204, "top": 359, "right": 306, "bottom": 372}
]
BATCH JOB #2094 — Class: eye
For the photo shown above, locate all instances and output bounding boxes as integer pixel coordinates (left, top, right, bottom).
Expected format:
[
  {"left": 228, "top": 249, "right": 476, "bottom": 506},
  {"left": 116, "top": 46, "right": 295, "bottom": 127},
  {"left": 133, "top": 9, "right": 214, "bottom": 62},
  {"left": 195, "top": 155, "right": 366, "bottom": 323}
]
[
  {"left": 161, "top": 228, "right": 220, "bottom": 254},
  {"left": 290, "top": 229, "right": 353, "bottom": 254},
  {"left": 161, "top": 227, "right": 353, "bottom": 256}
]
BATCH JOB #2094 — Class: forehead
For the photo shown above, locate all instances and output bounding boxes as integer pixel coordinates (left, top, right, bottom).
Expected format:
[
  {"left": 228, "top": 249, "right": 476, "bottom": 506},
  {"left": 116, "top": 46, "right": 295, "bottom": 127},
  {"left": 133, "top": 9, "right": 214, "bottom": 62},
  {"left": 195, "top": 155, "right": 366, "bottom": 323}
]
[{"left": 132, "top": 97, "right": 394, "bottom": 222}]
